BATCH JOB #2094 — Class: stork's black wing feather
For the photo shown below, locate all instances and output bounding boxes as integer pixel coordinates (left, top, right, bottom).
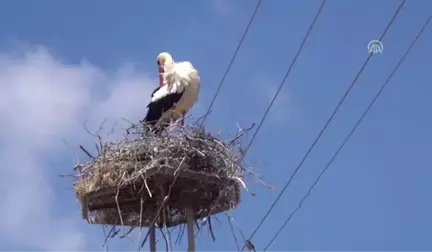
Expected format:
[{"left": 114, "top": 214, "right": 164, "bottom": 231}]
[{"left": 143, "top": 90, "right": 184, "bottom": 126}]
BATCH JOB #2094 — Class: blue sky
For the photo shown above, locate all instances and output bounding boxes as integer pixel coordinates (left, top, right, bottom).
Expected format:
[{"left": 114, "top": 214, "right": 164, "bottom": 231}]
[{"left": 0, "top": 0, "right": 431, "bottom": 250}]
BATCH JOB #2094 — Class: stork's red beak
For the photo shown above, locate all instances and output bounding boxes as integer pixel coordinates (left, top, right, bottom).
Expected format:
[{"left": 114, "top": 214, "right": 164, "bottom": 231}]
[{"left": 158, "top": 65, "right": 164, "bottom": 87}]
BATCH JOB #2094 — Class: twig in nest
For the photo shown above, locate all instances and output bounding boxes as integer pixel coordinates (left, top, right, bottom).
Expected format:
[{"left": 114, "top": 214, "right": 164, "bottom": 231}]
[
  {"left": 166, "top": 227, "right": 173, "bottom": 252},
  {"left": 95, "top": 143, "right": 100, "bottom": 155},
  {"left": 73, "top": 162, "right": 82, "bottom": 171},
  {"left": 175, "top": 224, "right": 186, "bottom": 245},
  {"left": 159, "top": 227, "right": 169, "bottom": 252},
  {"left": 58, "top": 174, "right": 78, "bottom": 178},
  {"left": 227, "top": 123, "right": 255, "bottom": 146},
  {"left": 115, "top": 189, "right": 125, "bottom": 227},
  {"left": 235, "top": 177, "right": 247, "bottom": 191},
  {"left": 195, "top": 220, "right": 200, "bottom": 232},
  {"left": 208, "top": 217, "right": 216, "bottom": 242},
  {"left": 112, "top": 228, "right": 121, "bottom": 237},
  {"left": 259, "top": 181, "right": 276, "bottom": 190},
  {"left": 246, "top": 171, "right": 275, "bottom": 191},
  {"left": 123, "top": 117, "right": 138, "bottom": 136},
  {"left": 102, "top": 226, "right": 115, "bottom": 248},
  {"left": 83, "top": 119, "right": 105, "bottom": 153},
  {"left": 106, "top": 120, "right": 119, "bottom": 138},
  {"left": 138, "top": 196, "right": 144, "bottom": 243},
  {"left": 101, "top": 225, "right": 109, "bottom": 251},
  {"left": 202, "top": 216, "right": 222, "bottom": 226},
  {"left": 143, "top": 176, "right": 152, "bottom": 198},
  {"left": 79, "top": 145, "right": 94, "bottom": 159},
  {"left": 226, "top": 214, "right": 240, "bottom": 251},
  {"left": 119, "top": 226, "right": 135, "bottom": 239}
]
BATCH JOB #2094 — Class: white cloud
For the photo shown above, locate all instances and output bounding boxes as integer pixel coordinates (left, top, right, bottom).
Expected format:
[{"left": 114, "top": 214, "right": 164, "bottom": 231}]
[{"left": 0, "top": 45, "right": 156, "bottom": 250}]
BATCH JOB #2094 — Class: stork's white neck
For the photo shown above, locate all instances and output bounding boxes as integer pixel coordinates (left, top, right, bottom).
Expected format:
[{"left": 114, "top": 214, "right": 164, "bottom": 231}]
[{"left": 163, "top": 56, "right": 175, "bottom": 73}]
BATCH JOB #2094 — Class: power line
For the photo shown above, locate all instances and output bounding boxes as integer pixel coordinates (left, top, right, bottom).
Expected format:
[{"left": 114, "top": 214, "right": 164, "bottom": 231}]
[
  {"left": 202, "top": 1, "right": 328, "bottom": 249},
  {"left": 241, "top": 1, "right": 407, "bottom": 250},
  {"left": 240, "top": 0, "right": 327, "bottom": 161},
  {"left": 263, "top": 12, "right": 432, "bottom": 251},
  {"left": 201, "top": 0, "right": 264, "bottom": 125},
  {"left": 208, "top": 0, "right": 326, "bottom": 221}
]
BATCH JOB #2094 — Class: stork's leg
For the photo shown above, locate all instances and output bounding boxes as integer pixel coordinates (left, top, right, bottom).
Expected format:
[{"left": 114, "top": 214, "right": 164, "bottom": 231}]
[{"left": 180, "top": 112, "right": 186, "bottom": 126}]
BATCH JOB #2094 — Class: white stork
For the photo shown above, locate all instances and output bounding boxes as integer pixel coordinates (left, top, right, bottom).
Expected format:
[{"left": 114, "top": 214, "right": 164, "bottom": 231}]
[{"left": 143, "top": 52, "right": 200, "bottom": 133}]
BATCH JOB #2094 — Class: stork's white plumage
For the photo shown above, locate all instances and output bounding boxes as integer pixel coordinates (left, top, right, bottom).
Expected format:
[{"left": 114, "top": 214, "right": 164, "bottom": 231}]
[{"left": 143, "top": 52, "right": 200, "bottom": 133}]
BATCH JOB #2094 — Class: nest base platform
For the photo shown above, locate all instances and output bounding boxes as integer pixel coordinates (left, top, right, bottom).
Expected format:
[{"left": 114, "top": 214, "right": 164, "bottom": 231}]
[{"left": 78, "top": 165, "right": 241, "bottom": 228}]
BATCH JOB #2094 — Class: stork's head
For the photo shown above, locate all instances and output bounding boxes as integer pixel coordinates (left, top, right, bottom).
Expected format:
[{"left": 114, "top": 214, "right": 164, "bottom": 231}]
[{"left": 157, "top": 52, "right": 174, "bottom": 87}]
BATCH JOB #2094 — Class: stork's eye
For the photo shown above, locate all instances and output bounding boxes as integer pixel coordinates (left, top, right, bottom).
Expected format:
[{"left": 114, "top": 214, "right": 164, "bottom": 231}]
[{"left": 157, "top": 60, "right": 160, "bottom": 66}]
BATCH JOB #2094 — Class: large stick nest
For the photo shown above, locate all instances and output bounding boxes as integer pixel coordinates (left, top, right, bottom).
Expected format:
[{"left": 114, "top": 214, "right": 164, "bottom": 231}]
[{"left": 74, "top": 122, "right": 248, "bottom": 228}]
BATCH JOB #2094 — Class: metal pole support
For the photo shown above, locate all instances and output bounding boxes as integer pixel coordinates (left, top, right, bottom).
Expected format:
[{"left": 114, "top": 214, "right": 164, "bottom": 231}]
[
  {"left": 186, "top": 207, "right": 195, "bottom": 252},
  {"left": 149, "top": 225, "right": 156, "bottom": 252}
]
